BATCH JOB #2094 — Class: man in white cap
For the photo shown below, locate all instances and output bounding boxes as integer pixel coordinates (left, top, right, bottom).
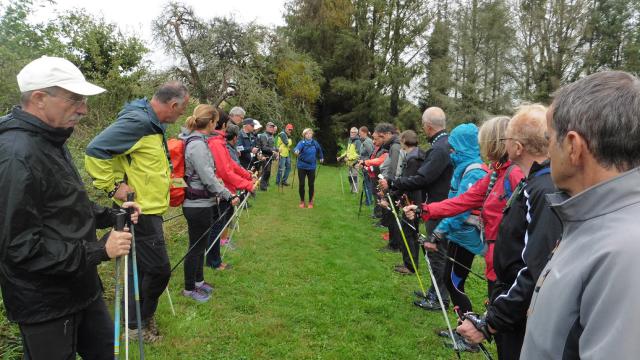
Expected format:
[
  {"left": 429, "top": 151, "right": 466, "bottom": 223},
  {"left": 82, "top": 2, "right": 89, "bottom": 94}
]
[{"left": 0, "top": 56, "right": 140, "bottom": 359}]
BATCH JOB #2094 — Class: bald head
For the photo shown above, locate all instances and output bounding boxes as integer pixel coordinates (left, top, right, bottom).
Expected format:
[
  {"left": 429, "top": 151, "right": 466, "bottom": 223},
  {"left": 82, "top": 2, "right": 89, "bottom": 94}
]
[{"left": 422, "top": 107, "right": 446, "bottom": 129}]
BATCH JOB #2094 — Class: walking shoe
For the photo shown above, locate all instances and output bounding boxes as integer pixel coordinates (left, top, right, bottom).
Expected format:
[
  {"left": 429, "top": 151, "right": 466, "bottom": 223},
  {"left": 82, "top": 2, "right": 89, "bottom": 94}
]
[
  {"left": 299, "top": 201, "right": 306, "bottom": 208},
  {"left": 436, "top": 329, "right": 452, "bottom": 338},
  {"left": 414, "top": 290, "right": 428, "bottom": 299},
  {"left": 444, "top": 332, "right": 480, "bottom": 353},
  {"left": 382, "top": 232, "right": 390, "bottom": 241},
  {"left": 394, "top": 265, "right": 414, "bottom": 275},
  {"left": 196, "top": 281, "right": 214, "bottom": 295},
  {"left": 307, "top": 202, "right": 314, "bottom": 209},
  {"left": 130, "top": 326, "right": 163, "bottom": 343},
  {"left": 414, "top": 297, "right": 449, "bottom": 311},
  {"left": 282, "top": 182, "right": 290, "bottom": 186},
  {"left": 147, "top": 316, "right": 160, "bottom": 336},
  {"left": 220, "top": 237, "right": 229, "bottom": 246},
  {"left": 182, "top": 289, "right": 210, "bottom": 303}
]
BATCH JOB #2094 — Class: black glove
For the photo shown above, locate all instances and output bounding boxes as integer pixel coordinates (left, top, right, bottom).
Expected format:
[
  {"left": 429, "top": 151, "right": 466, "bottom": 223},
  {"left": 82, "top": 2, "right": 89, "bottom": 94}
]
[{"left": 461, "top": 312, "right": 494, "bottom": 343}]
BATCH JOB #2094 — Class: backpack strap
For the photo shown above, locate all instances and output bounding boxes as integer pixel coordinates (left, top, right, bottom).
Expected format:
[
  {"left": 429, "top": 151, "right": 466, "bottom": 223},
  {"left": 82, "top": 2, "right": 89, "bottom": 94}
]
[
  {"left": 502, "top": 164, "right": 517, "bottom": 200},
  {"left": 462, "top": 163, "right": 486, "bottom": 180}
]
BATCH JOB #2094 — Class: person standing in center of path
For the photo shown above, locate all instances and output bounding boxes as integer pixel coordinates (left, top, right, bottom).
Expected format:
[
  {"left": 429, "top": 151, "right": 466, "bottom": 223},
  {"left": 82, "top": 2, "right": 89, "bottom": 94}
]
[
  {"left": 293, "top": 128, "right": 324, "bottom": 208},
  {"left": 379, "top": 108, "right": 454, "bottom": 310},
  {"left": 276, "top": 123, "right": 294, "bottom": 186},
  {"left": 256, "top": 121, "right": 278, "bottom": 191},
  {"left": 85, "top": 81, "right": 190, "bottom": 342}
]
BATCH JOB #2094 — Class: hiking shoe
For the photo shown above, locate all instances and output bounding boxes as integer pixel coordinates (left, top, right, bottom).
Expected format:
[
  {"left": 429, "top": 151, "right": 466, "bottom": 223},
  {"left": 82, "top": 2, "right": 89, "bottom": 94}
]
[
  {"left": 220, "top": 237, "right": 229, "bottom": 246},
  {"left": 299, "top": 202, "right": 306, "bottom": 208},
  {"left": 444, "top": 332, "right": 480, "bottom": 353},
  {"left": 414, "top": 298, "right": 449, "bottom": 311},
  {"left": 196, "top": 281, "right": 214, "bottom": 295},
  {"left": 307, "top": 202, "right": 314, "bottom": 209},
  {"left": 130, "top": 327, "right": 163, "bottom": 343},
  {"left": 182, "top": 289, "right": 210, "bottom": 303},
  {"left": 414, "top": 290, "right": 428, "bottom": 299},
  {"left": 394, "top": 266, "right": 414, "bottom": 275},
  {"left": 382, "top": 232, "right": 390, "bottom": 241},
  {"left": 436, "top": 329, "right": 452, "bottom": 338},
  {"left": 282, "top": 182, "right": 290, "bottom": 186},
  {"left": 146, "top": 316, "right": 160, "bottom": 336}
]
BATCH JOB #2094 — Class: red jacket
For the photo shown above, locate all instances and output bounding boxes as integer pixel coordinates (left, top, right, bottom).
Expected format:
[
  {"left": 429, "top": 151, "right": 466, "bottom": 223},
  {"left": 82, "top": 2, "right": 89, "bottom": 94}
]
[
  {"left": 422, "top": 161, "right": 524, "bottom": 281},
  {"left": 208, "top": 131, "right": 254, "bottom": 193},
  {"left": 364, "top": 146, "right": 388, "bottom": 178}
]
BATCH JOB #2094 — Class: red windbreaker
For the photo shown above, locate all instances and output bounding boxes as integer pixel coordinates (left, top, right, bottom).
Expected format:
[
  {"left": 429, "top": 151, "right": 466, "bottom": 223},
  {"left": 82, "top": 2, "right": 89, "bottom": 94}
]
[
  {"left": 421, "top": 161, "right": 524, "bottom": 281},
  {"left": 364, "top": 146, "right": 388, "bottom": 179},
  {"left": 208, "top": 131, "right": 255, "bottom": 193}
]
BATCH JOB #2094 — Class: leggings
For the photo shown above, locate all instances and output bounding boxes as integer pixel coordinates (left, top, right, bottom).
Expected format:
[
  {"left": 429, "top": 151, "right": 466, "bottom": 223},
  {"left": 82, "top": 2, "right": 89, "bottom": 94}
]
[
  {"left": 298, "top": 168, "right": 316, "bottom": 202},
  {"left": 183, "top": 206, "right": 213, "bottom": 290},
  {"left": 444, "top": 241, "right": 475, "bottom": 314}
]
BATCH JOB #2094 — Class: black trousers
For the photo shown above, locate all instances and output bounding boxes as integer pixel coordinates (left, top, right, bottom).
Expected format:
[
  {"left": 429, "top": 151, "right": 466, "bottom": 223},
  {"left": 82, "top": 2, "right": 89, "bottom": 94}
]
[
  {"left": 298, "top": 168, "right": 316, "bottom": 202},
  {"left": 206, "top": 200, "right": 233, "bottom": 268},
  {"left": 183, "top": 206, "right": 214, "bottom": 291},
  {"left": 386, "top": 211, "right": 402, "bottom": 250},
  {"left": 495, "top": 322, "right": 526, "bottom": 360},
  {"left": 19, "top": 297, "right": 113, "bottom": 360},
  {"left": 260, "top": 160, "right": 272, "bottom": 189},
  {"left": 425, "top": 219, "right": 450, "bottom": 303},
  {"left": 400, "top": 220, "right": 420, "bottom": 271},
  {"left": 444, "top": 242, "right": 475, "bottom": 313},
  {"left": 127, "top": 214, "right": 171, "bottom": 329}
]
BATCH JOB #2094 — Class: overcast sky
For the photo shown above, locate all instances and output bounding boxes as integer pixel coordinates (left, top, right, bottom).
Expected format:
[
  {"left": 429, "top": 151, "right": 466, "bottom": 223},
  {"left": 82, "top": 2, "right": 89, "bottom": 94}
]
[{"left": 29, "top": 0, "right": 288, "bottom": 69}]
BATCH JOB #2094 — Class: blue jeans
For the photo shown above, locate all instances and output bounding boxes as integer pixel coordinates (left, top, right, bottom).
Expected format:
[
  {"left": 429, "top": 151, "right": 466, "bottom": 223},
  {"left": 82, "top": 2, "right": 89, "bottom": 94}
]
[
  {"left": 276, "top": 156, "right": 291, "bottom": 184},
  {"left": 362, "top": 169, "right": 373, "bottom": 206}
]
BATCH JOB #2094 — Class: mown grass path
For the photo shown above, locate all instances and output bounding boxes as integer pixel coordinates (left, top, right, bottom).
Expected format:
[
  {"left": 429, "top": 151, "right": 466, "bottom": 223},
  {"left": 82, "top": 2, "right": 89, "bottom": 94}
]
[{"left": 134, "top": 165, "right": 496, "bottom": 359}]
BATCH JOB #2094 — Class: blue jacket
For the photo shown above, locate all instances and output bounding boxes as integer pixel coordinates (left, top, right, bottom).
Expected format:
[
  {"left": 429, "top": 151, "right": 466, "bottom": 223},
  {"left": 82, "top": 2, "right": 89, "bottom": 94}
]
[
  {"left": 294, "top": 139, "right": 324, "bottom": 171},
  {"left": 435, "top": 123, "right": 486, "bottom": 255}
]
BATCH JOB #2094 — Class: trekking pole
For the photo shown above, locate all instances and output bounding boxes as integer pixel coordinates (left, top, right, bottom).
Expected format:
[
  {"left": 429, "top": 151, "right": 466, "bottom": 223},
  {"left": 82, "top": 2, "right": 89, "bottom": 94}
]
[
  {"left": 385, "top": 193, "right": 428, "bottom": 296},
  {"left": 454, "top": 308, "right": 495, "bottom": 360},
  {"left": 349, "top": 166, "right": 358, "bottom": 193},
  {"left": 357, "top": 186, "right": 365, "bottom": 218},
  {"left": 339, "top": 166, "right": 345, "bottom": 195},
  {"left": 399, "top": 217, "right": 486, "bottom": 281},
  {"left": 126, "top": 193, "right": 144, "bottom": 359},
  {"left": 291, "top": 156, "right": 297, "bottom": 188},
  {"left": 205, "top": 193, "right": 251, "bottom": 257},
  {"left": 165, "top": 287, "right": 176, "bottom": 316},
  {"left": 424, "top": 238, "right": 461, "bottom": 359},
  {"left": 124, "top": 249, "right": 129, "bottom": 360},
  {"left": 113, "top": 210, "right": 127, "bottom": 360},
  {"left": 163, "top": 212, "right": 183, "bottom": 223}
]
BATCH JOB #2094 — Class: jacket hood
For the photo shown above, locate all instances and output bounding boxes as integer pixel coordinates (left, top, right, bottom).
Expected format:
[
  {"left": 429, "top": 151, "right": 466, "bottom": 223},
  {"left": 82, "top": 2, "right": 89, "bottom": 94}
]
[
  {"left": 0, "top": 106, "right": 73, "bottom": 146},
  {"left": 449, "top": 123, "right": 482, "bottom": 167},
  {"left": 179, "top": 127, "right": 208, "bottom": 141}
]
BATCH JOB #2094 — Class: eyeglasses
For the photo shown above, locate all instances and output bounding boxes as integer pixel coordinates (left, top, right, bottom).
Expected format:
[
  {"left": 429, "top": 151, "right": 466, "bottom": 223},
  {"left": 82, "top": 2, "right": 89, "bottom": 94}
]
[
  {"left": 499, "top": 137, "right": 517, "bottom": 142},
  {"left": 43, "top": 91, "right": 88, "bottom": 107}
]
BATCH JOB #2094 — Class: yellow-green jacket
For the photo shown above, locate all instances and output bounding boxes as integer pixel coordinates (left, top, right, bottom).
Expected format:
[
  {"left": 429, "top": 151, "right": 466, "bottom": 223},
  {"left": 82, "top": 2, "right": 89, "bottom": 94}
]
[
  {"left": 341, "top": 138, "right": 361, "bottom": 166},
  {"left": 276, "top": 131, "right": 293, "bottom": 157},
  {"left": 85, "top": 98, "right": 171, "bottom": 215}
]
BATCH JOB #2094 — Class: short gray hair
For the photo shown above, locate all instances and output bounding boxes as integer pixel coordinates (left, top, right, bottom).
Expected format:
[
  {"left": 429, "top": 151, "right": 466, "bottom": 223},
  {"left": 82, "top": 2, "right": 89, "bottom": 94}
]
[
  {"left": 551, "top": 70, "right": 640, "bottom": 172},
  {"left": 229, "top": 106, "right": 246, "bottom": 117},
  {"left": 422, "top": 107, "right": 446, "bottom": 128},
  {"left": 374, "top": 122, "right": 396, "bottom": 134},
  {"left": 153, "top": 81, "right": 189, "bottom": 104}
]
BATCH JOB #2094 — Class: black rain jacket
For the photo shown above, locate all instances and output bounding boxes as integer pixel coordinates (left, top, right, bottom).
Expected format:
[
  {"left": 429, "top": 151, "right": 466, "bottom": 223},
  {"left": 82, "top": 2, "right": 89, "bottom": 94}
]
[
  {"left": 487, "top": 160, "right": 562, "bottom": 332},
  {"left": 0, "top": 107, "right": 116, "bottom": 324}
]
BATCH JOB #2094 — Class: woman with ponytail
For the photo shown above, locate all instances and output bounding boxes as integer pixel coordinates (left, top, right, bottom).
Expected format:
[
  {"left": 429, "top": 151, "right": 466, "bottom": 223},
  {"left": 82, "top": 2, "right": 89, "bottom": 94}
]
[{"left": 180, "top": 104, "right": 239, "bottom": 302}]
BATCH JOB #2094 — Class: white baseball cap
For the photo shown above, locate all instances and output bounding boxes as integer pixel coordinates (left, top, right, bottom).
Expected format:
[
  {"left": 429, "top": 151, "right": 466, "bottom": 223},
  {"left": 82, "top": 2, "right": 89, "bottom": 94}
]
[
  {"left": 253, "top": 120, "right": 262, "bottom": 130},
  {"left": 17, "top": 56, "right": 106, "bottom": 96}
]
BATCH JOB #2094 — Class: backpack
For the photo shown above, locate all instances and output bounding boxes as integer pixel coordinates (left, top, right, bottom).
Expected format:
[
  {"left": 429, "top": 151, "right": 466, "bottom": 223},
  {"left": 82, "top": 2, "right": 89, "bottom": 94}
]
[{"left": 167, "top": 137, "right": 203, "bottom": 207}]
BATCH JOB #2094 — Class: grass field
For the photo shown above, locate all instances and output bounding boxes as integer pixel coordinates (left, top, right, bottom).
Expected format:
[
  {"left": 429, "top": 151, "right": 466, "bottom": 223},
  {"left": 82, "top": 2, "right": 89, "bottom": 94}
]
[{"left": 1, "top": 163, "right": 497, "bottom": 359}]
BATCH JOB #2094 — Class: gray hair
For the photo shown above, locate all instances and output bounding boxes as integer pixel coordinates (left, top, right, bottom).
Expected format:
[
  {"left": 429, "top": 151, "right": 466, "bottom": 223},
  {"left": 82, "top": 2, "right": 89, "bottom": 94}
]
[
  {"left": 551, "top": 70, "right": 640, "bottom": 172},
  {"left": 374, "top": 122, "right": 396, "bottom": 134},
  {"left": 422, "top": 107, "right": 446, "bottom": 129},
  {"left": 153, "top": 81, "right": 188, "bottom": 104},
  {"left": 229, "top": 106, "right": 246, "bottom": 117}
]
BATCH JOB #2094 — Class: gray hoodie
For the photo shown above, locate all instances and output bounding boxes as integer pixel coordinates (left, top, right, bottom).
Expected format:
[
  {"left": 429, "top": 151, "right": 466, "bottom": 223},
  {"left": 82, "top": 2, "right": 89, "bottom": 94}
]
[
  {"left": 521, "top": 167, "right": 640, "bottom": 359},
  {"left": 180, "top": 129, "right": 232, "bottom": 207}
]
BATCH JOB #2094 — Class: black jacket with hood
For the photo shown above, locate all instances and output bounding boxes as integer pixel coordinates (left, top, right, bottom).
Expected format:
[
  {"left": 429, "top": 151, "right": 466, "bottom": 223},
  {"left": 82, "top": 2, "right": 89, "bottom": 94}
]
[{"left": 0, "top": 107, "right": 116, "bottom": 324}]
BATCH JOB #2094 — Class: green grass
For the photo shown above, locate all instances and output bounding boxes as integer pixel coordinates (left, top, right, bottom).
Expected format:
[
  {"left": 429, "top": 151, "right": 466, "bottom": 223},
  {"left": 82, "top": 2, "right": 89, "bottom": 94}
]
[{"left": 1, "top": 163, "right": 497, "bottom": 359}]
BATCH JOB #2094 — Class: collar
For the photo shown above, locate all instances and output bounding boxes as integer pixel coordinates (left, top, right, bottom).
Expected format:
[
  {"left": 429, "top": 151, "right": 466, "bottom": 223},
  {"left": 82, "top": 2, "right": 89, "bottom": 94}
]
[
  {"left": 547, "top": 167, "right": 640, "bottom": 223},
  {"left": 11, "top": 106, "right": 73, "bottom": 146},
  {"left": 528, "top": 159, "right": 550, "bottom": 179},
  {"left": 429, "top": 130, "right": 447, "bottom": 145}
]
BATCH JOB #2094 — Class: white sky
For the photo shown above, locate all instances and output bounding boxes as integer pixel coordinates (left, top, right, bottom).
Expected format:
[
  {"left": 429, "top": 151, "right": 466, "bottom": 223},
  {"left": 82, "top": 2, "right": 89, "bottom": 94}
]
[{"left": 28, "top": 0, "right": 287, "bottom": 69}]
